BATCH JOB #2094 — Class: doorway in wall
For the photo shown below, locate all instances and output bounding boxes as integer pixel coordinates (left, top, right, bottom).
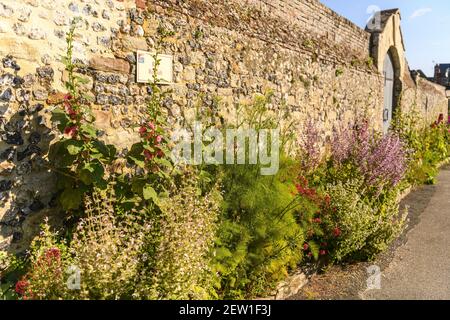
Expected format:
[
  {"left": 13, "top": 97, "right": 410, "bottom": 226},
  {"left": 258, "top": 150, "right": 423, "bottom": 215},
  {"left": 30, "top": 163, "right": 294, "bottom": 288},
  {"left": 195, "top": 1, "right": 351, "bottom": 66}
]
[{"left": 383, "top": 52, "right": 395, "bottom": 134}]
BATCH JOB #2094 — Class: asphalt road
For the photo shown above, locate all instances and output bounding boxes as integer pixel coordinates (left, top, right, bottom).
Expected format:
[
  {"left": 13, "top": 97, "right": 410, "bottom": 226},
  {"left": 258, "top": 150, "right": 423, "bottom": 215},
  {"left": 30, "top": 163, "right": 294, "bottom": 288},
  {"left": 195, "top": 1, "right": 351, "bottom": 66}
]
[{"left": 362, "top": 165, "right": 450, "bottom": 300}]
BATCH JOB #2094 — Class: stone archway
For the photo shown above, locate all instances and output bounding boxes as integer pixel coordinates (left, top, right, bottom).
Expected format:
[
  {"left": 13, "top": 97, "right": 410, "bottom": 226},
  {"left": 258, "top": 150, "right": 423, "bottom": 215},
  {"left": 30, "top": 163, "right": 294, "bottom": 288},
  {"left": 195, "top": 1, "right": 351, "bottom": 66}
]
[
  {"left": 387, "top": 46, "right": 403, "bottom": 112},
  {"left": 366, "top": 9, "right": 406, "bottom": 132}
]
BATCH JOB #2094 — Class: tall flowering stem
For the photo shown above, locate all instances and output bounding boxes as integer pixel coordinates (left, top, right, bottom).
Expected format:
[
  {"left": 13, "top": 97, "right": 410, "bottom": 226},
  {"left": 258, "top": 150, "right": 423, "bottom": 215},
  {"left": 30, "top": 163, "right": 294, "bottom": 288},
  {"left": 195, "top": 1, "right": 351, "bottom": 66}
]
[
  {"left": 331, "top": 119, "right": 407, "bottom": 192},
  {"left": 48, "top": 18, "right": 117, "bottom": 211},
  {"left": 300, "top": 120, "right": 322, "bottom": 173}
]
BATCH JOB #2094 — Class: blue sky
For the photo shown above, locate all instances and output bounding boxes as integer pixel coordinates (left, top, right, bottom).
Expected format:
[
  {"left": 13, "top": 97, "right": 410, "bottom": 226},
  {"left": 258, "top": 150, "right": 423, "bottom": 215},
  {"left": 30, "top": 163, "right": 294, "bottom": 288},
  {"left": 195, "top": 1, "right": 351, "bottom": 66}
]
[{"left": 320, "top": 0, "right": 450, "bottom": 77}]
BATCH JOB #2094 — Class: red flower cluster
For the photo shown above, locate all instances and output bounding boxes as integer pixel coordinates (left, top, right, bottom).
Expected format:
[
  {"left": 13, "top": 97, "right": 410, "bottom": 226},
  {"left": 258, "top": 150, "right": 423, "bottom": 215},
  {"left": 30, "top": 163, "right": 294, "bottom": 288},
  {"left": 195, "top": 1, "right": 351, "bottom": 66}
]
[
  {"left": 333, "top": 227, "right": 342, "bottom": 237},
  {"left": 139, "top": 122, "right": 165, "bottom": 161},
  {"left": 432, "top": 113, "right": 445, "bottom": 128},
  {"left": 45, "top": 247, "right": 61, "bottom": 263},
  {"left": 15, "top": 279, "right": 29, "bottom": 296},
  {"left": 295, "top": 176, "right": 317, "bottom": 198},
  {"left": 63, "top": 94, "right": 78, "bottom": 138},
  {"left": 64, "top": 94, "right": 77, "bottom": 119}
]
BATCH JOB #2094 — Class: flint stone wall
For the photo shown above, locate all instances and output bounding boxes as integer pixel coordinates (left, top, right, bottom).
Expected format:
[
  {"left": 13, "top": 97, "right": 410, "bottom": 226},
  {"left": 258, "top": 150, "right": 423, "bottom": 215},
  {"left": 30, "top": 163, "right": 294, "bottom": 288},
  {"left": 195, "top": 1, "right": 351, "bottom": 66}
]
[{"left": 0, "top": 0, "right": 447, "bottom": 252}]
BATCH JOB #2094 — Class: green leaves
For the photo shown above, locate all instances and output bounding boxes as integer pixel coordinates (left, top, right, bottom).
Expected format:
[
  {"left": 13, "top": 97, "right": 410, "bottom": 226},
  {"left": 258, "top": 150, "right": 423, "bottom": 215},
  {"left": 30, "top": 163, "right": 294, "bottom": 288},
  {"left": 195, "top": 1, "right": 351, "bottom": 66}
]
[
  {"left": 307, "top": 240, "right": 320, "bottom": 261},
  {"left": 129, "top": 156, "right": 146, "bottom": 169},
  {"left": 67, "top": 140, "right": 84, "bottom": 155},
  {"left": 143, "top": 185, "right": 158, "bottom": 202},
  {"left": 80, "top": 124, "right": 97, "bottom": 139},
  {"left": 51, "top": 107, "right": 70, "bottom": 133},
  {"left": 60, "top": 187, "right": 84, "bottom": 210},
  {"left": 90, "top": 141, "right": 117, "bottom": 163},
  {"left": 78, "top": 161, "right": 105, "bottom": 186}
]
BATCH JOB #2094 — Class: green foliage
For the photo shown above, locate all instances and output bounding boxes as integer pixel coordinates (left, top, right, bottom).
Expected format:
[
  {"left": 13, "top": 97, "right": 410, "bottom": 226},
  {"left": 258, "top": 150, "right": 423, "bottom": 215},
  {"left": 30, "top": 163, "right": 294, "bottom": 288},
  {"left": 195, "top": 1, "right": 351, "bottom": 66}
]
[
  {"left": 323, "top": 179, "right": 406, "bottom": 262},
  {"left": 137, "top": 174, "right": 222, "bottom": 300},
  {"left": 17, "top": 220, "right": 73, "bottom": 300},
  {"left": 392, "top": 110, "right": 450, "bottom": 186},
  {"left": 0, "top": 251, "right": 23, "bottom": 300},
  {"left": 335, "top": 68, "right": 344, "bottom": 77},
  {"left": 14, "top": 190, "right": 146, "bottom": 300},
  {"left": 212, "top": 157, "right": 304, "bottom": 299}
]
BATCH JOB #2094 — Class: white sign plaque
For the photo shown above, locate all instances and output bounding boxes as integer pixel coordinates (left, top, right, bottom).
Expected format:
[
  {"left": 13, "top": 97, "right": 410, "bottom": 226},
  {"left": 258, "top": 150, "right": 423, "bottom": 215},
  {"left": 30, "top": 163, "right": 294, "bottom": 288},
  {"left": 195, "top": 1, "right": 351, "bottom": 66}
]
[{"left": 136, "top": 50, "right": 173, "bottom": 84}]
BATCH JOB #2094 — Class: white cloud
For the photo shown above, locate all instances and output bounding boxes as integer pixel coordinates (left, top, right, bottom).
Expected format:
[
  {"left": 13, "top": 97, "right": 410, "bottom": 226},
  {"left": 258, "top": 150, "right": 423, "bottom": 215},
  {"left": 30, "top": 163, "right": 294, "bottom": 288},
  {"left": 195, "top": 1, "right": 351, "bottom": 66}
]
[{"left": 410, "top": 8, "right": 432, "bottom": 19}]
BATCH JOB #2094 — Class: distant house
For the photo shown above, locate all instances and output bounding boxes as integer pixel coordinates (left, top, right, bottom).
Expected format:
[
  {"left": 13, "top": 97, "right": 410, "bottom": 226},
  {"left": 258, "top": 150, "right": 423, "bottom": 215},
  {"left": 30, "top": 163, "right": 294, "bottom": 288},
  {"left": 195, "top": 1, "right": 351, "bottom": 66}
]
[{"left": 433, "top": 64, "right": 450, "bottom": 88}]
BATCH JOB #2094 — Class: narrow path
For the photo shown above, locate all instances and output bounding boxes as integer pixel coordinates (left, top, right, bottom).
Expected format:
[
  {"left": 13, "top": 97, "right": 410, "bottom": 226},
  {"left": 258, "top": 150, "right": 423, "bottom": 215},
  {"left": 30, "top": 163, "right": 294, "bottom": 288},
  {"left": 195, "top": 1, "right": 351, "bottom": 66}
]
[
  {"left": 362, "top": 165, "right": 450, "bottom": 300},
  {"left": 292, "top": 165, "right": 450, "bottom": 300}
]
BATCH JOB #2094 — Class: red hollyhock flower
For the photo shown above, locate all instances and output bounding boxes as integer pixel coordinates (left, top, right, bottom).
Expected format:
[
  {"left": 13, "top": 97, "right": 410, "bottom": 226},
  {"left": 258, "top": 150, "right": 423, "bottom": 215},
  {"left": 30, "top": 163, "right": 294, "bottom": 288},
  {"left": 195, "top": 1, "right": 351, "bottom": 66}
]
[
  {"left": 156, "top": 149, "right": 164, "bottom": 158},
  {"left": 15, "top": 279, "right": 29, "bottom": 296},
  {"left": 303, "top": 243, "right": 309, "bottom": 251},
  {"left": 155, "top": 135, "right": 162, "bottom": 143},
  {"left": 333, "top": 227, "right": 342, "bottom": 237},
  {"left": 64, "top": 103, "right": 77, "bottom": 119},
  {"left": 319, "top": 250, "right": 327, "bottom": 256},
  {"left": 313, "top": 217, "right": 322, "bottom": 224},
  {"left": 139, "top": 126, "right": 147, "bottom": 136},
  {"left": 64, "top": 125, "right": 78, "bottom": 138},
  {"left": 144, "top": 149, "right": 155, "bottom": 161}
]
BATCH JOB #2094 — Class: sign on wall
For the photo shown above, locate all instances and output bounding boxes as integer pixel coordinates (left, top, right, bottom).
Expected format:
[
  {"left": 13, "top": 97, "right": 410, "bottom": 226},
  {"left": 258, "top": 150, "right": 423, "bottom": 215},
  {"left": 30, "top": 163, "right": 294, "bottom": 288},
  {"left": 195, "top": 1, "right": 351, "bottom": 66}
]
[{"left": 136, "top": 50, "right": 173, "bottom": 84}]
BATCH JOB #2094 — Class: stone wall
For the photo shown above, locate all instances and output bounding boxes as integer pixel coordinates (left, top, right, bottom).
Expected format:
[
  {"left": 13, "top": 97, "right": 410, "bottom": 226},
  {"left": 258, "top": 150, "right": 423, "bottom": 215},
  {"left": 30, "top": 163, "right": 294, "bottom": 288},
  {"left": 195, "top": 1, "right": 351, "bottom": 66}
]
[
  {"left": 402, "top": 70, "right": 449, "bottom": 124},
  {"left": 0, "top": 0, "right": 448, "bottom": 252},
  {"left": 246, "top": 0, "right": 371, "bottom": 56}
]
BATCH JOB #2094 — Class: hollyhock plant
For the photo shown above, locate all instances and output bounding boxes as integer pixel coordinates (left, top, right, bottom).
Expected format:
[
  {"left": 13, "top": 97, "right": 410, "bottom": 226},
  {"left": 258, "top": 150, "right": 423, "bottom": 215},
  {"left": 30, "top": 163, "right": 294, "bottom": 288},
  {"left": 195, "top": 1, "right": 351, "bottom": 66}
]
[{"left": 139, "top": 121, "right": 166, "bottom": 163}]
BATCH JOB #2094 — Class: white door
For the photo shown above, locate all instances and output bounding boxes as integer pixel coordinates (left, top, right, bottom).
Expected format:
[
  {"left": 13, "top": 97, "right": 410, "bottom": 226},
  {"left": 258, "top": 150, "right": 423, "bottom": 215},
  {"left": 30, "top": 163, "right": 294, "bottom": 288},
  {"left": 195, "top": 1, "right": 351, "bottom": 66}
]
[{"left": 383, "top": 53, "right": 395, "bottom": 134}]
